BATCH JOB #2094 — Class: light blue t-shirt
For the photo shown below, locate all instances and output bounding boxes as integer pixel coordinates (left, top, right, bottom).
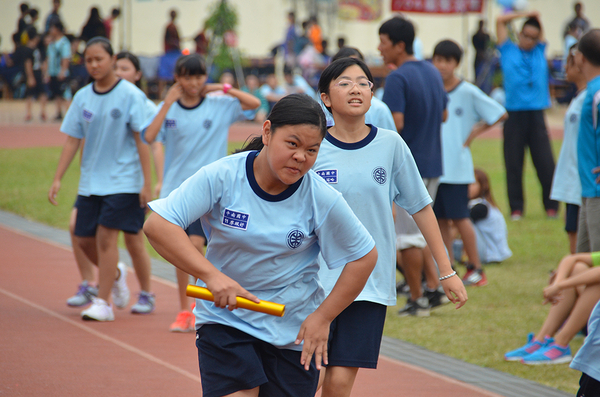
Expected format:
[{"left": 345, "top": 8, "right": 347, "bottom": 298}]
[
  {"left": 313, "top": 126, "right": 431, "bottom": 306},
  {"left": 440, "top": 81, "right": 506, "bottom": 184},
  {"left": 570, "top": 299, "right": 600, "bottom": 382},
  {"left": 497, "top": 40, "right": 551, "bottom": 111},
  {"left": 322, "top": 96, "right": 397, "bottom": 132},
  {"left": 47, "top": 35, "right": 71, "bottom": 77},
  {"left": 60, "top": 79, "right": 148, "bottom": 196},
  {"left": 141, "top": 94, "right": 244, "bottom": 198},
  {"left": 578, "top": 76, "right": 600, "bottom": 198},
  {"left": 469, "top": 198, "right": 512, "bottom": 263},
  {"left": 148, "top": 151, "right": 375, "bottom": 350},
  {"left": 551, "top": 89, "right": 586, "bottom": 205}
]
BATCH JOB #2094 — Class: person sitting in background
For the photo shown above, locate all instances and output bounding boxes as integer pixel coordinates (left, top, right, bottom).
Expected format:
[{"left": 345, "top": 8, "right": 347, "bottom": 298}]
[
  {"left": 241, "top": 74, "right": 269, "bottom": 123},
  {"left": 259, "top": 73, "right": 286, "bottom": 112},
  {"left": 505, "top": 252, "right": 600, "bottom": 365}
]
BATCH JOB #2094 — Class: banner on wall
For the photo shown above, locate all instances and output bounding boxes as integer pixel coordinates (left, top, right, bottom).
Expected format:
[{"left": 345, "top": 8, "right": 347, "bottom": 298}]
[
  {"left": 338, "top": 0, "right": 383, "bottom": 21},
  {"left": 391, "top": 0, "right": 484, "bottom": 14}
]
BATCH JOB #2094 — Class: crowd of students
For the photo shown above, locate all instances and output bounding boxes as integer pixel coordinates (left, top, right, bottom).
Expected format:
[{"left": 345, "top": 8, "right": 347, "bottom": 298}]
[{"left": 13, "top": 2, "right": 598, "bottom": 396}]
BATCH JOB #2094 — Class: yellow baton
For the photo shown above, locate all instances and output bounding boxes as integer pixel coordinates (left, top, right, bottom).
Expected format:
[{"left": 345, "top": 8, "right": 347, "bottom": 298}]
[{"left": 186, "top": 284, "right": 285, "bottom": 317}]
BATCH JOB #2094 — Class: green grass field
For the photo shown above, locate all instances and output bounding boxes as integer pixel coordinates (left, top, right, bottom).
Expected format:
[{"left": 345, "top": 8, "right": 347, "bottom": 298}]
[{"left": 0, "top": 138, "right": 582, "bottom": 394}]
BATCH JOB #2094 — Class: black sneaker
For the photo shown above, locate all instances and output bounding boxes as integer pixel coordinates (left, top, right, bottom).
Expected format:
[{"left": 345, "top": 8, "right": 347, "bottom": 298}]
[
  {"left": 397, "top": 297, "right": 430, "bottom": 317},
  {"left": 424, "top": 287, "right": 450, "bottom": 309},
  {"left": 396, "top": 280, "right": 410, "bottom": 296}
]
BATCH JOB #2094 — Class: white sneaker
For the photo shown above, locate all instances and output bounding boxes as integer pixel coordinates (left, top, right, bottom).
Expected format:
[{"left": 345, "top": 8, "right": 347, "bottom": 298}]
[
  {"left": 81, "top": 297, "right": 115, "bottom": 321},
  {"left": 66, "top": 281, "right": 98, "bottom": 307},
  {"left": 112, "top": 262, "right": 130, "bottom": 309}
]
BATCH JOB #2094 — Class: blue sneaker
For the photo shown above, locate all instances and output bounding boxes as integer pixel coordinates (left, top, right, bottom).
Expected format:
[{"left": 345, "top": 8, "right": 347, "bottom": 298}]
[
  {"left": 504, "top": 333, "right": 546, "bottom": 361},
  {"left": 520, "top": 339, "right": 572, "bottom": 365}
]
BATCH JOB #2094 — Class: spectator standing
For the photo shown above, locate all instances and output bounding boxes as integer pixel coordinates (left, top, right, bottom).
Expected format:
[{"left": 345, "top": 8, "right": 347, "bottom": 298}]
[
  {"left": 16, "top": 3, "right": 30, "bottom": 41},
  {"left": 80, "top": 7, "right": 106, "bottom": 42},
  {"left": 157, "top": 9, "right": 181, "bottom": 99},
  {"left": 431, "top": 39, "right": 507, "bottom": 286},
  {"left": 24, "top": 28, "right": 47, "bottom": 122},
  {"left": 472, "top": 20, "right": 491, "bottom": 82},
  {"left": 496, "top": 11, "right": 558, "bottom": 220},
  {"left": 194, "top": 21, "right": 209, "bottom": 56},
  {"left": 164, "top": 9, "right": 180, "bottom": 53},
  {"left": 308, "top": 15, "right": 323, "bottom": 53},
  {"left": 283, "top": 11, "right": 297, "bottom": 67},
  {"left": 44, "top": 0, "right": 62, "bottom": 34},
  {"left": 378, "top": 16, "right": 449, "bottom": 316},
  {"left": 551, "top": 44, "right": 586, "bottom": 254},
  {"left": 574, "top": 29, "right": 600, "bottom": 254},
  {"left": 45, "top": 20, "right": 71, "bottom": 121},
  {"left": 103, "top": 8, "right": 121, "bottom": 41},
  {"left": 565, "top": 2, "right": 590, "bottom": 37}
]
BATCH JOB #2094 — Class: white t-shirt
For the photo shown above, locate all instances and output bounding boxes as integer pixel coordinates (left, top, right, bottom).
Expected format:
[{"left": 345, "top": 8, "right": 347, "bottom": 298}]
[
  {"left": 149, "top": 151, "right": 375, "bottom": 350},
  {"left": 60, "top": 79, "right": 148, "bottom": 196},
  {"left": 313, "top": 125, "right": 431, "bottom": 306},
  {"left": 440, "top": 81, "right": 506, "bottom": 184}
]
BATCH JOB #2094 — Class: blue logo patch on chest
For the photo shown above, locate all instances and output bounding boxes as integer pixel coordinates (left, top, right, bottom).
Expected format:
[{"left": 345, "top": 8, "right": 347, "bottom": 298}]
[
  {"left": 287, "top": 229, "right": 305, "bottom": 249},
  {"left": 569, "top": 114, "right": 578, "bottom": 123},
  {"left": 82, "top": 109, "right": 93, "bottom": 122},
  {"left": 455, "top": 107, "right": 463, "bottom": 116},
  {"left": 372, "top": 167, "right": 387, "bottom": 185},
  {"left": 316, "top": 169, "right": 338, "bottom": 184},
  {"left": 165, "top": 119, "right": 177, "bottom": 129},
  {"left": 203, "top": 119, "right": 212, "bottom": 129},
  {"left": 110, "top": 108, "right": 121, "bottom": 119},
  {"left": 222, "top": 209, "right": 249, "bottom": 230}
]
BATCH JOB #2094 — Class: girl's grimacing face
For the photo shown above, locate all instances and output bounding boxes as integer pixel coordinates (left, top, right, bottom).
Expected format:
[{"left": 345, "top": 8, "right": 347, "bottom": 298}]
[
  {"left": 175, "top": 74, "right": 207, "bottom": 97},
  {"left": 262, "top": 123, "right": 322, "bottom": 188},
  {"left": 115, "top": 58, "right": 141, "bottom": 84},
  {"left": 322, "top": 65, "right": 372, "bottom": 116},
  {"left": 84, "top": 44, "right": 114, "bottom": 81}
]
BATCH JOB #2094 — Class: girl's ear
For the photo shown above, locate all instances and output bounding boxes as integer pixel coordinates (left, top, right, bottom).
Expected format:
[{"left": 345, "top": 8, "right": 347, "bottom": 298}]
[
  {"left": 262, "top": 120, "right": 272, "bottom": 147},
  {"left": 135, "top": 70, "right": 142, "bottom": 82},
  {"left": 320, "top": 91, "right": 331, "bottom": 108}
]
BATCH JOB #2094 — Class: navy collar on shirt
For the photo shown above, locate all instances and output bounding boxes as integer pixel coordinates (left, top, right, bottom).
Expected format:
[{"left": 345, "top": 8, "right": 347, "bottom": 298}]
[
  {"left": 325, "top": 124, "right": 377, "bottom": 150},
  {"left": 92, "top": 78, "right": 122, "bottom": 95},
  {"left": 177, "top": 97, "right": 204, "bottom": 110},
  {"left": 245, "top": 151, "right": 303, "bottom": 202}
]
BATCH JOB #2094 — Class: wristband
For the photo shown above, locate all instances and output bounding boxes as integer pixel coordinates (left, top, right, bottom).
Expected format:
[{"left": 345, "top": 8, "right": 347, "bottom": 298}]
[
  {"left": 439, "top": 271, "right": 457, "bottom": 281},
  {"left": 223, "top": 83, "right": 232, "bottom": 94}
]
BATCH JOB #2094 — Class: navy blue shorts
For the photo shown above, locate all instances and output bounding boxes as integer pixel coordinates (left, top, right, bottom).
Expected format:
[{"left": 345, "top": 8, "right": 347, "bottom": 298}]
[
  {"left": 433, "top": 183, "right": 470, "bottom": 220},
  {"left": 48, "top": 76, "right": 67, "bottom": 99},
  {"left": 196, "top": 324, "right": 318, "bottom": 397},
  {"left": 565, "top": 204, "right": 580, "bottom": 233},
  {"left": 327, "top": 301, "right": 387, "bottom": 368},
  {"left": 74, "top": 194, "right": 145, "bottom": 237},
  {"left": 185, "top": 218, "right": 206, "bottom": 240},
  {"left": 577, "top": 372, "right": 600, "bottom": 397}
]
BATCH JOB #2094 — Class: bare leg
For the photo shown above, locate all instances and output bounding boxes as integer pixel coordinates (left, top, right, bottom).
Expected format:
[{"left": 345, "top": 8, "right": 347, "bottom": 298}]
[
  {"left": 437, "top": 219, "right": 453, "bottom": 259},
  {"left": 70, "top": 207, "right": 97, "bottom": 283},
  {"left": 554, "top": 282, "right": 600, "bottom": 346},
  {"left": 454, "top": 218, "right": 482, "bottom": 270},
  {"left": 402, "top": 247, "right": 424, "bottom": 301},
  {"left": 568, "top": 232, "right": 577, "bottom": 255},
  {"left": 223, "top": 387, "right": 259, "bottom": 397},
  {"left": 96, "top": 225, "right": 120, "bottom": 303},
  {"left": 25, "top": 96, "right": 32, "bottom": 119},
  {"left": 123, "top": 231, "right": 152, "bottom": 292},
  {"left": 535, "top": 262, "right": 589, "bottom": 341},
  {"left": 321, "top": 366, "right": 359, "bottom": 397},
  {"left": 39, "top": 94, "right": 47, "bottom": 120}
]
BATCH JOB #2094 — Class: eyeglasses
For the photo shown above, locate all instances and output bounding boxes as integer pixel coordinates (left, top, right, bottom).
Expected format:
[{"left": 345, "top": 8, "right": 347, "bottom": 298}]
[
  {"left": 520, "top": 32, "right": 539, "bottom": 42},
  {"left": 333, "top": 79, "right": 374, "bottom": 91}
]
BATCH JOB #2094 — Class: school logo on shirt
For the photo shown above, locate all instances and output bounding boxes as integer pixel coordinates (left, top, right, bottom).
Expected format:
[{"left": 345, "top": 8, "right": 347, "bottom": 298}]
[
  {"left": 455, "top": 107, "right": 463, "bottom": 116},
  {"left": 203, "top": 119, "right": 212, "bottom": 129},
  {"left": 286, "top": 229, "right": 305, "bottom": 249},
  {"left": 222, "top": 209, "right": 249, "bottom": 230},
  {"left": 570, "top": 114, "right": 578, "bottom": 123},
  {"left": 82, "top": 109, "right": 93, "bottom": 122},
  {"left": 316, "top": 169, "right": 338, "bottom": 184},
  {"left": 165, "top": 119, "right": 177, "bottom": 129},
  {"left": 372, "top": 167, "right": 387, "bottom": 185},
  {"left": 110, "top": 108, "right": 122, "bottom": 119}
]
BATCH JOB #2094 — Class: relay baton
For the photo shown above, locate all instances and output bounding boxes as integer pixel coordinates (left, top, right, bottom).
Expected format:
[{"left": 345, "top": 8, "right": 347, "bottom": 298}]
[{"left": 186, "top": 284, "right": 285, "bottom": 317}]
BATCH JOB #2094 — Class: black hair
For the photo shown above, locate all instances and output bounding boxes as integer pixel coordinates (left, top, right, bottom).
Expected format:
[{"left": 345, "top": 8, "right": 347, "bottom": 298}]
[
  {"left": 50, "top": 20, "right": 64, "bottom": 33},
  {"left": 433, "top": 39, "right": 463, "bottom": 64},
  {"left": 174, "top": 53, "right": 206, "bottom": 76},
  {"left": 331, "top": 46, "right": 364, "bottom": 63},
  {"left": 318, "top": 57, "right": 374, "bottom": 113},
  {"left": 378, "top": 17, "right": 414, "bottom": 55},
  {"left": 117, "top": 51, "right": 141, "bottom": 71},
  {"left": 29, "top": 8, "right": 38, "bottom": 19},
  {"left": 84, "top": 36, "right": 114, "bottom": 57},
  {"left": 522, "top": 17, "right": 541, "bottom": 32},
  {"left": 20, "top": 3, "right": 29, "bottom": 13},
  {"left": 111, "top": 8, "right": 121, "bottom": 18},
  {"left": 578, "top": 29, "right": 600, "bottom": 67},
  {"left": 240, "top": 94, "right": 327, "bottom": 152},
  {"left": 26, "top": 26, "right": 38, "bottom": 41}
]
